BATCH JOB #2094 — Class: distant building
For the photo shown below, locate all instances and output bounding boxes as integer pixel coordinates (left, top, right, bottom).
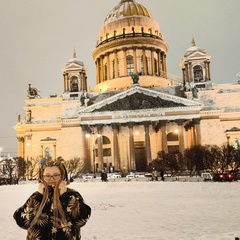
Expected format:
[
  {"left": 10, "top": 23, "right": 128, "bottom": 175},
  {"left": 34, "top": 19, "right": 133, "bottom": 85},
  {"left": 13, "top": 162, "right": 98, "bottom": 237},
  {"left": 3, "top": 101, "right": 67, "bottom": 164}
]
[{"left": 14, "top": 0, "right": 240, "bottom": 173}]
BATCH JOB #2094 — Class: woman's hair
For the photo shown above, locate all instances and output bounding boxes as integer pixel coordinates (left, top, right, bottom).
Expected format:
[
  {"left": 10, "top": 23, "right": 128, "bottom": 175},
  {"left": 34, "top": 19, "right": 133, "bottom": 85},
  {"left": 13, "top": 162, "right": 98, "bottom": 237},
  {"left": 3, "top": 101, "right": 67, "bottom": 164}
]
[{"left": 30, "top": 159, "right": 69, "bottom": 229}]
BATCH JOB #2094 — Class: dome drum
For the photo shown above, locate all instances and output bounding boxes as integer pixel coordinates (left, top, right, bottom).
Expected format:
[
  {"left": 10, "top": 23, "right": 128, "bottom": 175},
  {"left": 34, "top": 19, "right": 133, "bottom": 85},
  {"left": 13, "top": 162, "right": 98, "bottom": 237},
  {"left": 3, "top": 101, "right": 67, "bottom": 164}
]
[{"left": 92, "top": 37, "right": 168, "bottom": 60}]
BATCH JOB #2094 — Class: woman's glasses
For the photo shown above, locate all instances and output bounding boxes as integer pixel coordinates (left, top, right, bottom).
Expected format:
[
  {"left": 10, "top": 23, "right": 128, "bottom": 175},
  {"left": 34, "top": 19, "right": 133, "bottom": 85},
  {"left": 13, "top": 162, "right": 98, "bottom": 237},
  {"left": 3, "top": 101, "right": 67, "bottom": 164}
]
[{"left": 43, "top": 174, "right": 61, "bottom": 180}]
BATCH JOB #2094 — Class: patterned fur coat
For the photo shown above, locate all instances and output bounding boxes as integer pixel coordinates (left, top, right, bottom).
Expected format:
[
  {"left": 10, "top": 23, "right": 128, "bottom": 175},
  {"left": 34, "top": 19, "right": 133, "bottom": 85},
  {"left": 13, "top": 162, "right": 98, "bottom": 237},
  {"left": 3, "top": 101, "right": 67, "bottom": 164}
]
[{"left": 13, "top": 187, "right": 91, "bottom": 240}]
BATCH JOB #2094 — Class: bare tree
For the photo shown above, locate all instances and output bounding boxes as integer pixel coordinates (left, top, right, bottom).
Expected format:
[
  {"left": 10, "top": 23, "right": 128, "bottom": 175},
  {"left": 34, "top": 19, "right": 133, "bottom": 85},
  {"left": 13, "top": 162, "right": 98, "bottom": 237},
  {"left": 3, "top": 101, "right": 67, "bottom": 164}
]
[
  {"left": 1, "top": 157, "right": 18, "bottom": 183},
  {"left": 15, "top": 157, "right": 27, "bottom": 179},
  {"left": 64, "top": 157, "right": 90, "bottom": 177},
  {"left": 26, "top": 157, "right": 40, "bottom": 180}
]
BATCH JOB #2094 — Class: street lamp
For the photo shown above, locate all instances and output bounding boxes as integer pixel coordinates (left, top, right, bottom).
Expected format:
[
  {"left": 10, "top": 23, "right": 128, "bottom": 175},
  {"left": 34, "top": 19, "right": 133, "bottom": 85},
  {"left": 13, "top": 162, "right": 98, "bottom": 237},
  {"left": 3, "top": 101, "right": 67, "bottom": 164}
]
[
  {"left": 86, "top": 126, "right": 100, "bottom": 177},
  {"left": 226, "top": 135, "right": 230, "bottom": 168}
]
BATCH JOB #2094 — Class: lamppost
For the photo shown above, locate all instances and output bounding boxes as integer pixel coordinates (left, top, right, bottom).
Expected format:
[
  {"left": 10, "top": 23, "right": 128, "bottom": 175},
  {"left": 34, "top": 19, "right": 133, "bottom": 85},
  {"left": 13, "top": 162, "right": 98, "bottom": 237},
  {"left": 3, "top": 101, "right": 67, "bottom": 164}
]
[
  {"left": 86, "top": 126, "right": 100, "bottom": 177},
  {"left": 226, "top": 135, "right": 230, "bottom": 168},
  {"left": 0, "top": 147, "right": 2, "bottom": 175}
]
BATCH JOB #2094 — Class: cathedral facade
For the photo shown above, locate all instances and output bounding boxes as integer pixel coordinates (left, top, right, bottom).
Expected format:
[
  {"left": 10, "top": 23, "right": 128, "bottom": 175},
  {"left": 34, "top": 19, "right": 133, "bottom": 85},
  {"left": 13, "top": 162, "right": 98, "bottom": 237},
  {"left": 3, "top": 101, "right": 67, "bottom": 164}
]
[{"left": 14, "top": 0, "right": 240, "bottom": 173}]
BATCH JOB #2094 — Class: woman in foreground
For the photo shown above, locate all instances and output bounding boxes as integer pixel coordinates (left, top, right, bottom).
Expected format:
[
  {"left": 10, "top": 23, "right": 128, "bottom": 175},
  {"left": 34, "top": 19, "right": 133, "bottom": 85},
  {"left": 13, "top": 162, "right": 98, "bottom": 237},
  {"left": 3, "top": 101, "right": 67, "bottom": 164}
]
[{"left": 13, "top": 160, "right": 91, "bottom": 240}]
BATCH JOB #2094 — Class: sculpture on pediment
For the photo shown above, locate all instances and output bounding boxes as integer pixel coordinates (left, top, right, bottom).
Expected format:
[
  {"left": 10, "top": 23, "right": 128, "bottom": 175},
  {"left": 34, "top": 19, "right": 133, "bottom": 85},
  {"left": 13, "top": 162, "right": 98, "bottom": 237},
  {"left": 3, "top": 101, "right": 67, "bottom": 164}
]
[{"left": 94, "top": 92, "right": 185, "bottom": 112}]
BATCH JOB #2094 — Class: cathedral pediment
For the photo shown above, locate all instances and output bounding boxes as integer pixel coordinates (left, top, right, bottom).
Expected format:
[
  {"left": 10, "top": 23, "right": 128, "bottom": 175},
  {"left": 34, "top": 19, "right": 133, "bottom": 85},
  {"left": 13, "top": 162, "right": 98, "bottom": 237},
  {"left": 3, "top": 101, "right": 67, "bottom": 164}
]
[
  {"left": 187, "top": 51, "right": 208, "bottom": 59},
  {"left": 79, "top": 86, "right": 202, "bottom": 114},
  {"left": 94, "top": 92, "right": 184, "bottom": 111},
  {"left": 65, "top": 62, "right": 83, "bottom": 69}
]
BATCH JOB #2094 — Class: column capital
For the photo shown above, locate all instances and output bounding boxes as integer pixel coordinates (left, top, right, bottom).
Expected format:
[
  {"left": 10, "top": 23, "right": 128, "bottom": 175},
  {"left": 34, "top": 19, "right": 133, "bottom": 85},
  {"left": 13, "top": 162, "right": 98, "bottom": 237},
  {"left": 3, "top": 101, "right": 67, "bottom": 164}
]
[
  {"left": 143, "top": 121, "right": 151, "bottom": 127},
  {"left": 193, "top": 118, "right": 201, "bottom": 125},
  {"left": 80, "top": 124, "right": 88, "bottom": 131},
  {"left": 159, "top": 120, "right": 167, "bottom": 127},
  {"left": 17, "top": 136, "right": 24, "bottom": 142},
  {"left": 175, "top": 119, "right": 185, "bottom": 126},
  {"left": 96, "top": 124, "right": 104, "bottom": 131},
  {"left": 184, "top": 123, "right": 192, "bottom": 131},
  {"left": 111, "top": 123, "right": 119, "bottom": 130},
  {"left": 127, "top": 122, "right": 134, "bottom": 128}
]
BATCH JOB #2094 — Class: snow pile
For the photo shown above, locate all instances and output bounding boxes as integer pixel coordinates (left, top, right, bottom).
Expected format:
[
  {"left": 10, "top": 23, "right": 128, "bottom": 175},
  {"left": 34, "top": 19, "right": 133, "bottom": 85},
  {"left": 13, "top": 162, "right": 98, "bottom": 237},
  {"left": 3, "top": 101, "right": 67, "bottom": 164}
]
[{"left": 0, "top": 181, "right": 239, "bottom": 240}]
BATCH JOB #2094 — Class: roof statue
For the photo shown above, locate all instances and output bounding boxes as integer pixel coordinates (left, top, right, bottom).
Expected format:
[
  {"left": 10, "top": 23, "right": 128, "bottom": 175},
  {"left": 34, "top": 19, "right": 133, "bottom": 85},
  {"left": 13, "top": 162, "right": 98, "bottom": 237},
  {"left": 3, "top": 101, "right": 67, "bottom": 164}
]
[
  {"left": 27, "top": 84, "right": 40, "bottom": 98},
  {"left": 190, "top": 82, "right": 198, "bottom": 99},
  {"left": 131, "top": 74, "right": 139, "bottom": 85},
  {"left": 191, "top": 37, "right": 196, "bottom": 46}
]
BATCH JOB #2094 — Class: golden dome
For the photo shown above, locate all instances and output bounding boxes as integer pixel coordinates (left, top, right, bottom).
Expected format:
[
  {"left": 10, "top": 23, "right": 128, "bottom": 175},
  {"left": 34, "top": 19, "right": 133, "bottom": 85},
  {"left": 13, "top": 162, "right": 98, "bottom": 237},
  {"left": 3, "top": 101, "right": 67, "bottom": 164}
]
[{"left": 104, "top": 0, "right": 152, "bottom": 24}]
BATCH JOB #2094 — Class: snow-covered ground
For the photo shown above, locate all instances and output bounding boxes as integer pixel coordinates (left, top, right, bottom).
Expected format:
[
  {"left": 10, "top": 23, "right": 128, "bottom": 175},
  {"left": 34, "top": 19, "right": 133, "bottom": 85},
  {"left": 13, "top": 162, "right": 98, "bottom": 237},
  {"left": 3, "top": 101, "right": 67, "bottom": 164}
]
[{"left": 1, "top": 180, "right": 240, "bottom": 240}]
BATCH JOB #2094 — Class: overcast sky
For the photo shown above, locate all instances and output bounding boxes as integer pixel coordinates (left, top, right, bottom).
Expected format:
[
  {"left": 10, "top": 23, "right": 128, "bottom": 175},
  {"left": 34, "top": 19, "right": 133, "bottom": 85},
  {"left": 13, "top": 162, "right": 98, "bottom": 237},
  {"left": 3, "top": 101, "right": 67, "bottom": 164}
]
[{"left": 0, "top": 0, "right": 240, "bottom": 156}]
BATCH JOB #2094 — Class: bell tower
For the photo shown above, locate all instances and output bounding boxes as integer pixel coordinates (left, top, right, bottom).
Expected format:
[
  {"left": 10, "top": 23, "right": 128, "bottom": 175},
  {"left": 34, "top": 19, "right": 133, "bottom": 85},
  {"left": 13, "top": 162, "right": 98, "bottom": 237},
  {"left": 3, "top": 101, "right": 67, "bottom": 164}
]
[
  {"left": 62, "top": 50, "right": 88, "bottom": 93},
  {"left": 180, "top": 38, "right": 212, "bottom": 90}
]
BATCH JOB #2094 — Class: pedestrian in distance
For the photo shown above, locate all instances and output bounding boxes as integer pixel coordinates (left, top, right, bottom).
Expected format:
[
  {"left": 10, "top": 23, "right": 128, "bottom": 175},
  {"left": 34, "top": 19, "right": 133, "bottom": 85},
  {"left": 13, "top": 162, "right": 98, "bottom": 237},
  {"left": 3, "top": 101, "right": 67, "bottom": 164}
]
[
  {"left": 160, "top": 170, "right": 165, "bottom": 181},
  {"left": 13, "top": 159, "right": 91, "bottom": 240},
  {"left": 153, "top": 170, "right": 158, "bottom": 181}
]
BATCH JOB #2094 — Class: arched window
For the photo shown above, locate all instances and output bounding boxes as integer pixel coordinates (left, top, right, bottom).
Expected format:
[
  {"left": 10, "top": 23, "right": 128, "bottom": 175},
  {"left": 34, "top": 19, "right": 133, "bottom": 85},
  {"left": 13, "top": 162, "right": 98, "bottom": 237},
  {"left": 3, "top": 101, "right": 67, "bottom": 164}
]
[
  {"left": 95, "top": 136, "right": 111, "bottom": 157},
  {"left": 70, "top": 76, "right": 78, "bottom": 92},
  {"left": 102, "top": 136, "right": 111, "bottom": 144},
  {"left": 102, "top": 136, "right": 111, "bottom": 156},
  {"left": 140, "top": 55, "right": 148, "bottom": 75},
  {"left": 104, "top": 63, "right": 107, "bottom": 80},
  {"left": 113, "top": 59, "right": 120, "bottom": 78},
  {"left": 113, "top": 60, "right": 115, "bottom": 78},
  {"left": 167, "top": 132, "right": 179, "bottom": 141},
  {"left": 96, "top": 136, "right": 111, "bottom": 145},
  {"left": 193, "top": 65, "right": 203, "bottom": 82},
  {"left": 154, "top": 58, "right": 158, "bottom": 75},
  {"left": 127, "top": 55, "right": 134, "bottom": 76},
  {"left": 45, "top": 147, "right": 52, "bottom": 160},
  {"left": 167, "top": 132, "right": 179, "bottom": 153}
]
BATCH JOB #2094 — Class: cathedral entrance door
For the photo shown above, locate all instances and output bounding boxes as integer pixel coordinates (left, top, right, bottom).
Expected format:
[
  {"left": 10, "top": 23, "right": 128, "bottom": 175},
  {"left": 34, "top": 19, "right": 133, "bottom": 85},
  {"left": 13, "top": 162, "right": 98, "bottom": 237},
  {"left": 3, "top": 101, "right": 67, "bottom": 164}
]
[{"left": 134, "top": 141, "right": 147, "bottom": 172}]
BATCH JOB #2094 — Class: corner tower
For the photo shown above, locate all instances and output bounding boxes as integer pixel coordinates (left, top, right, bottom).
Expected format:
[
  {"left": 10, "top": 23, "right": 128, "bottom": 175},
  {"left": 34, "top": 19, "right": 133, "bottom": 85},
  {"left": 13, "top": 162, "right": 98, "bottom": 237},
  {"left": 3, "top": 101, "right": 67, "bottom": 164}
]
[
  {"left": 92, "top": 0, "right": 170, "bottom": 92},
  {"left": 180, "top": 38, "right": 212, "bottom": 90},
  {"left": 62, "top": 50, "right": 88, "bottom": 93}
]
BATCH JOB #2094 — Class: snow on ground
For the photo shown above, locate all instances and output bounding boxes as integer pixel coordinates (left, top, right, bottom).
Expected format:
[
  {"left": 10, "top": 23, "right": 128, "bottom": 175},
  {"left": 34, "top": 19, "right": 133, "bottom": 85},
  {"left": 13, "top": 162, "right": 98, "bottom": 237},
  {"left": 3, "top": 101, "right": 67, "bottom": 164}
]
[{"left": 0, "top": 179, "right": 240, "bottom": 240}]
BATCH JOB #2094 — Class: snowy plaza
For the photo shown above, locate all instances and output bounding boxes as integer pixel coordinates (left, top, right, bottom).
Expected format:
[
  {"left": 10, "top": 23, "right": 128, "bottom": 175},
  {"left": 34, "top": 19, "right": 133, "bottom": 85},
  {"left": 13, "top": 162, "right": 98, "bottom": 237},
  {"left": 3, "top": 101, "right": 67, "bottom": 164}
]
[{"left": 0, "top": 180, "right": 240, "bottom": 240}]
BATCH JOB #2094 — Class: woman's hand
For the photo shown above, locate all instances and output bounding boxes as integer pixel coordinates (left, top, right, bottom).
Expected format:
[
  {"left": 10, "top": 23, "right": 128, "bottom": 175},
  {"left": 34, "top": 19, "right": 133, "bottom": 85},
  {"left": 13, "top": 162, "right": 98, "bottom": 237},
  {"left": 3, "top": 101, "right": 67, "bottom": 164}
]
[
  {"left": 59, "top": 181, "right": 67, "bottom": 195},
  {"left": 38, "top": 182, "right": 45, "bottom": 194}
]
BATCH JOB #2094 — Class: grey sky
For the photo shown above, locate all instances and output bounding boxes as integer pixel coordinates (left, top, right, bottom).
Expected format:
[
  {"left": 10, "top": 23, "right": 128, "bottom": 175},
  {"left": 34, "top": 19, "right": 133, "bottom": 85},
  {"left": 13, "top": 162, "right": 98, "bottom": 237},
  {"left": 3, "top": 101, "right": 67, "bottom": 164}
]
[{"left": 0, "top": 0, "right": 240, "bottom": 156}]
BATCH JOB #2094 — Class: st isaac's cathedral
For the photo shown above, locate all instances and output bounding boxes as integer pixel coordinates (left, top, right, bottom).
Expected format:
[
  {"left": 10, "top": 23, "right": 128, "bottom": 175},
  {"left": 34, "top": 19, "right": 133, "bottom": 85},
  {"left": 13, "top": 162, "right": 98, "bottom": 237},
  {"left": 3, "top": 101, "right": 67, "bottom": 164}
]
[{"left": 14, "top": 0, "right": 240, "bottom": 173}]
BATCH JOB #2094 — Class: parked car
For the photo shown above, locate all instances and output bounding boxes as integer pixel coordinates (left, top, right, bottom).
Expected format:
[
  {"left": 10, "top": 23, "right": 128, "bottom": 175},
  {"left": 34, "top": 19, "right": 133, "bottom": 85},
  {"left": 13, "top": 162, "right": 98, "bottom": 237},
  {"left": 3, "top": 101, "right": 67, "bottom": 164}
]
[
  {"left": 0, "top": 177, "right": 11, "bottom": 185},
  {"left": 213, "top": 172, "right": 233, "bottom": 182},
  {"left": 134, "top": 172, "right": 146, "bottom": 178},
  {"left": 108, "top": 173, "right": 122, "bottom": 179},
  {"left": 82, "top": 174, "right": 94, "bottom": 180},
  {"left": 144, "top": 173, "right": 153, "bottom": 180},
  {"left": 201, "top": 172, "right": 213, "bottom": 181},
  {"left": 125, "top": 174, "right": 135, "bottom": 181}
]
